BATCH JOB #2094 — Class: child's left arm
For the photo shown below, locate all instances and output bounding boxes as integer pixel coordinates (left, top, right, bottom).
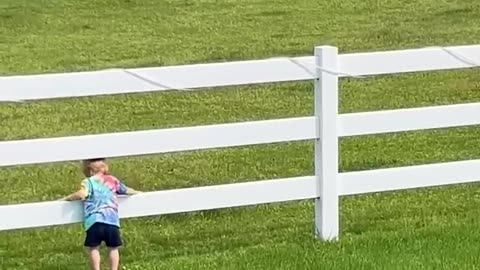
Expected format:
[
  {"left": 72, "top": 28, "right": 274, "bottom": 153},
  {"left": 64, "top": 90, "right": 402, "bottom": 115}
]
[{"left": 116, "top": 179, "right": 142, "bottom": 195}]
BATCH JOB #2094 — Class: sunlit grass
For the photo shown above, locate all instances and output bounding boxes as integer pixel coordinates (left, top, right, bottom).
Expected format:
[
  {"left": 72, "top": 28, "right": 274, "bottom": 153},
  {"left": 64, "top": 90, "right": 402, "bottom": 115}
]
[{"left": 1, "top": 0, "right": 480, "bottom": 269}]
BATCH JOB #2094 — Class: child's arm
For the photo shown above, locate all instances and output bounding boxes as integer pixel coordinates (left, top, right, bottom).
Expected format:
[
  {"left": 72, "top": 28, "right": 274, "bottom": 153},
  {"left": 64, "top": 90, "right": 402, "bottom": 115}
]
[
  {"left": 125, "top": 186, "right": 142, "bottom": 195},
  {"left": 116, "top": 178, "right": 142, "bottom": 195},
  {"left": 62, "top": 182, "right": 88, "bottom": 201}
]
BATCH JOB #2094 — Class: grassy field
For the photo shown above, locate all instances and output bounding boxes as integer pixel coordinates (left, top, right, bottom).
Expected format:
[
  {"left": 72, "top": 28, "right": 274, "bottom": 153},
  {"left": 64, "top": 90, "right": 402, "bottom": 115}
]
[{"left": 1, "top": 0, "right": 480, "bottom": 269}]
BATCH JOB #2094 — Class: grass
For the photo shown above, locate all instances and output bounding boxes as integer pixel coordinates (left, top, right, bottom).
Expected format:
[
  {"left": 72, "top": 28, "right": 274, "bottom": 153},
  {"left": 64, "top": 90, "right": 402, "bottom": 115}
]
[{"left": 1, "top": 0, "right": 480, "bottom": 269}]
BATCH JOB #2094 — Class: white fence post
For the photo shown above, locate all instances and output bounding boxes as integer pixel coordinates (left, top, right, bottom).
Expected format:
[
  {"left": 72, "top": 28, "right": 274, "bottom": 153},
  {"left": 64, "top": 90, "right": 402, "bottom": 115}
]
[{"left": 314, "top": 46, "right": 340, "bottom": 241}]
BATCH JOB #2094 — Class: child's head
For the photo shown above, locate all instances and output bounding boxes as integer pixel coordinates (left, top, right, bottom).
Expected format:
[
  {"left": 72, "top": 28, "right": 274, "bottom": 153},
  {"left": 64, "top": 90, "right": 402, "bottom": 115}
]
[{"left": 82, "top": 158, "right": 109, "bottom": 177}]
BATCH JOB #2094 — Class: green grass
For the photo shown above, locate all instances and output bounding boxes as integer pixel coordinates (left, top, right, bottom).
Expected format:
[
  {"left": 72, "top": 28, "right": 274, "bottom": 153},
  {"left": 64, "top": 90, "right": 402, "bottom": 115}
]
[{"left": 1, "top": 0, "right": 480, "bottom": 269}]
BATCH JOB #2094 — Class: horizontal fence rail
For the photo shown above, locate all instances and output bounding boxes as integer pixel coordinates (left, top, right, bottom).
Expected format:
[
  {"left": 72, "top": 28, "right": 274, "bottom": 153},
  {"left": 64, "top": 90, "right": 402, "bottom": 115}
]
[
  {"left": 3, "top": 158, "right": 480, "bottom": 231},
  {"left": 1, "top": 45, "right": 479, "bottom": 101},
  {"left": 338, "top": 102, "right": 480, "bottom": 137},
  {"left": 3, "top": 102, "right": 480, "bottom": 167},
  {"left": 0, "top": 57, "right": 313, "bottom": 101},
  {"left": 0, "top": 117, "right": 316, "bottom": 167},
  {"left": 340, "top": 159, "right": 480, "bottom": 195},
  {"left": 339, "top": 44, "right": 480, "bottom": 76},
  {"left": 1, "top": 44, "right": 480, "bottom": 240},
  {"left": 0, "top": 176, "right": 316, "bottom": 231}
]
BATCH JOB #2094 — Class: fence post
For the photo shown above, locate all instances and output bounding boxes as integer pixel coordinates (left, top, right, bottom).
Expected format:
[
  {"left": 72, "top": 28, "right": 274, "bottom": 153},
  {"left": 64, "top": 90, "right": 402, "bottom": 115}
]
[{"left": 314, "top": 46, "right": 339, "bottom": 241}]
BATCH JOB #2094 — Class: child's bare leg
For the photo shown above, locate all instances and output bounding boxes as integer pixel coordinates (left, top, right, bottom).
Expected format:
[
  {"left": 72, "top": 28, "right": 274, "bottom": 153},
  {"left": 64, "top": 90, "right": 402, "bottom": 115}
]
[
  {"left": 108, "top": 247, "right": 120, "bottom": 270},
  {"left": 86, "top": 247, "right": 101, "bottom": 270}
]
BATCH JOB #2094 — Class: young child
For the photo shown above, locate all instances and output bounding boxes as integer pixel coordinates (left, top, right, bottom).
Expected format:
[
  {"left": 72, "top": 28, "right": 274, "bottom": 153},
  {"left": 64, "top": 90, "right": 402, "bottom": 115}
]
[{"left": 62, "top": 158, "right": 141, "bottom": 270}]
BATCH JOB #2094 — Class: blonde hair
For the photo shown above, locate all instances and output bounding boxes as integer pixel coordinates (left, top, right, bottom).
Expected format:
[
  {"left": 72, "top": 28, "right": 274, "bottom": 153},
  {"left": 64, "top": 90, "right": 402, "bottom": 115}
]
[{"left": 82, "top": 158, "right": 109, "bottom": 177}]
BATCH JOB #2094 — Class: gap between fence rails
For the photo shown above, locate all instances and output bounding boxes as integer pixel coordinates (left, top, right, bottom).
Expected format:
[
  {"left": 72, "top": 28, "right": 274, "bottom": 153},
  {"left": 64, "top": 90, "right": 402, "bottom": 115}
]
[{"left": 0, "top": 46, "right": 479, "bottom": 103}]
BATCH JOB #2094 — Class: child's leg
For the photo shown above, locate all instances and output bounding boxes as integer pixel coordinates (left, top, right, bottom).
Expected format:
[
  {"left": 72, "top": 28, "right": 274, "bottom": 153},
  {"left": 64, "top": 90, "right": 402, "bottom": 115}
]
[
  {"left": 108, "top": 247, "right": 120, "bottom": 270},
  {"left": 86, "top": 247, "right": 101, "bottom": 270},
  {"left": 84, "top": 223, "right": 103, "bottom": 270},
  {"left": 104, "top": 224, "right": 122, "bottom": 270}
]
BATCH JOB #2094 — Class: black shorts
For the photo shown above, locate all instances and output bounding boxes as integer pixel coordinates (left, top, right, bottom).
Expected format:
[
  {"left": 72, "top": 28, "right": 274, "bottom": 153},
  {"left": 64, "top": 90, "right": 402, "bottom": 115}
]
[{"left": 84, "top": 222, "right": 123, "bottom": 248}]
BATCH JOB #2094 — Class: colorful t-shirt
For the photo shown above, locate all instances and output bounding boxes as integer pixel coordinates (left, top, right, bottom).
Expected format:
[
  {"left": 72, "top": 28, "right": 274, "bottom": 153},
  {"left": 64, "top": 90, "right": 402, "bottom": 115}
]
[{"left": 80, "top": 174, "right": 128, "bottom": 231}]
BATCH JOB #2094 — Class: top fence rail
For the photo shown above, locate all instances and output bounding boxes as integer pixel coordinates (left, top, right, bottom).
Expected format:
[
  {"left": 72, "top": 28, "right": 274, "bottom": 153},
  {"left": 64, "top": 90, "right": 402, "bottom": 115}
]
[{"left": 1, "top": 45, "right": 480, "bottom": 101}]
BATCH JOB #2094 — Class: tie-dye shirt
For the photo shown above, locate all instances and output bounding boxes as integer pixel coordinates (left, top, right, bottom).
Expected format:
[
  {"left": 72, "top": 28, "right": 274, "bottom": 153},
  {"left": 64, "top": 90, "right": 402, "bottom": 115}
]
[{"left": 80, "top": 174, "right": 128, "bottom": 231}]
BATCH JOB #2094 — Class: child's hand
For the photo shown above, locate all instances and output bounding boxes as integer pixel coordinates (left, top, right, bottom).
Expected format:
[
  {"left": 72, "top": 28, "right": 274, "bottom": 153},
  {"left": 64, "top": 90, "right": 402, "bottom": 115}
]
[
  {"left": 130, "top": 190, "right": 143, "bottom": 195},
  {"left": 126, "top": 187, "right": 143, "bottom": 195}
]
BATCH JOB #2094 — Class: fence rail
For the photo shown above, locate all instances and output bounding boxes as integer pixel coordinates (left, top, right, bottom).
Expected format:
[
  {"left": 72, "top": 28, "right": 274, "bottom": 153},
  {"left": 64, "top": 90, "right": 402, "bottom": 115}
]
[
  {"left": 1, "top": 44, "right": 479, "bottom": 240},
  {"left": 1, "top": 45, "right": 479, "bottom": 101},
  {"left": 340, "top": 159, "right": 480, "bottom": 195},
  {"left": 0, "top": 176, "right": 316, "bottom": 231},
  {"left": 338, "top": 102, "right": 480, "bottom": 136},
  {"left": 0, "top": 117, "right": 316, "bottom": 167}
]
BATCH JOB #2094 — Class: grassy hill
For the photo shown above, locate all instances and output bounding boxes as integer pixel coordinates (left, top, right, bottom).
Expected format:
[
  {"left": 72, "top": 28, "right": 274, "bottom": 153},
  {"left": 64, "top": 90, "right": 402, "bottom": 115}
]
[{"left": 1, "top": 0, "right": 480, "bottom": 269}]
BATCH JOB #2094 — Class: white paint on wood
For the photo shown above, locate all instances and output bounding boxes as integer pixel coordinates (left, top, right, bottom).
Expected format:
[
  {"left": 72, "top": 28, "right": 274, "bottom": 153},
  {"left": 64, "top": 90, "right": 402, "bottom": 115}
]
[
  {"left": 0, "top": 176, "right": 316, "bottom": 231},
  {"left": 314, "top": 46, "right": 340, "bottom": 241},
  {"left": 338, "top": 102, "right": 480, "bottom": 137},
  {"left": 1, "top": 45, "right": 479, "bottom": 101},
  {"left": 0, "top": 57, "right": 314, "bottom": 101},
  {"left": 339, "top": 159, "right": 480, "bottom": 195},
  {"left": 339, "top": 44, "right": 480, "bottom": 77},
  {"left": 0, "top": 117, "right": 316, "bottom": 167},
  {"left": 2, "top": 44, "right": 480, "bottom": 238}
]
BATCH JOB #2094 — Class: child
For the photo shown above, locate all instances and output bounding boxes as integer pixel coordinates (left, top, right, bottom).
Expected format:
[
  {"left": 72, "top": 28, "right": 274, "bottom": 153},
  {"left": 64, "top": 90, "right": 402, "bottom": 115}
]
[{"left": 62, "top": 158, "right": 141, "bottom": 270}]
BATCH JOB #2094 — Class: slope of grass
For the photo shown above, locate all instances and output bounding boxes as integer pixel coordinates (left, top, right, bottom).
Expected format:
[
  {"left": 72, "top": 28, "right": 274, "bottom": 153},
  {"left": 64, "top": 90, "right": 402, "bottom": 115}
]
[{"left": 1, "top": 0, "right": 480, "bottom": 269}]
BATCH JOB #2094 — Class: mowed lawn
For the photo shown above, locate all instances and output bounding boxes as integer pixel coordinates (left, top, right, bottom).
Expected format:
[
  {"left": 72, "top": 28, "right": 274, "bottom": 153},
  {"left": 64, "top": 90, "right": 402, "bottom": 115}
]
[{"left": 1, "top": 0, "right": 480, "bottom": 269}]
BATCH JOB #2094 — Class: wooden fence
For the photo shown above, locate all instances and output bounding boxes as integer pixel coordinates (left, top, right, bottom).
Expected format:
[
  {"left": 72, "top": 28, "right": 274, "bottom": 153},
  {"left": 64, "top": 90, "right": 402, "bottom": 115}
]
[{"left": 1, "top": 44, "right": 479, "bottom": 240}]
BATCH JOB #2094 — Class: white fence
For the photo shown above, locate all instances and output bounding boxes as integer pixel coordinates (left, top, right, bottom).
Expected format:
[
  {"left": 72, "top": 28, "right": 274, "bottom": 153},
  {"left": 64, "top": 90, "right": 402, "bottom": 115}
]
[{"left": 1, "top": 45, "right": 480, "bottom": 240}]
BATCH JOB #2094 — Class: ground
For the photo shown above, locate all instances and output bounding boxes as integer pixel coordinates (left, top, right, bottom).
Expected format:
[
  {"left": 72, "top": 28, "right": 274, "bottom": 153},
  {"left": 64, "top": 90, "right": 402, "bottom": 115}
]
[{"left": 1, "top": 0, "right": 480, "bottom": 269}]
